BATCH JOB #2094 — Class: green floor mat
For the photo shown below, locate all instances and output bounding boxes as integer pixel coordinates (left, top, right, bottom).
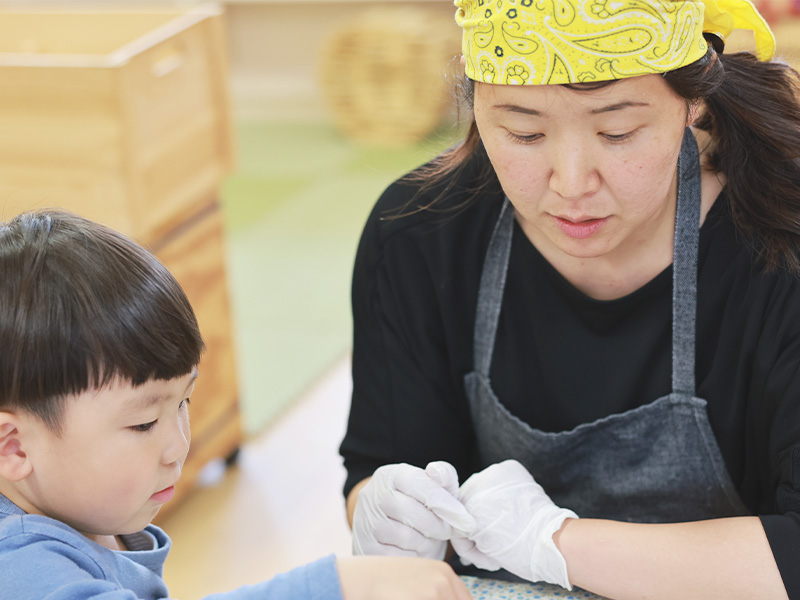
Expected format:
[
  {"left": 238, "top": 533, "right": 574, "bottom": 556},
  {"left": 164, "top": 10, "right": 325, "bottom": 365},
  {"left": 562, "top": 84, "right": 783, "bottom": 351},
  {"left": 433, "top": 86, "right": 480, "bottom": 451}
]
[{"left": 221, "top": 120, "right": 464, "bottom": 435}]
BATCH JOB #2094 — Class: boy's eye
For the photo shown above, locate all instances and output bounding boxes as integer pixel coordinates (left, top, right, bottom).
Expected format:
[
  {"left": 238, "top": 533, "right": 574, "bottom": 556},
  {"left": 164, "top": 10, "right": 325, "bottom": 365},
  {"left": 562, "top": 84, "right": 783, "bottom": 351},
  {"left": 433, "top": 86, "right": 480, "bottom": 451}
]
[
  {"left": 131, "top": 420, "right": 157, "bottom": 433},
  {"left": 180, "top": 398, "right": 190, "bottom": 410}
]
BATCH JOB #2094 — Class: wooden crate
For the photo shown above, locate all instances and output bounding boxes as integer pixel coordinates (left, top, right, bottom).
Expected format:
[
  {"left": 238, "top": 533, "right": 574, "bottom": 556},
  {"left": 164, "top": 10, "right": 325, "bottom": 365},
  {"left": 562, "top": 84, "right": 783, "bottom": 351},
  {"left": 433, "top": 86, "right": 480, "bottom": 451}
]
[{"left": 0, "top": 4, "right": 234, "bottom": 246}]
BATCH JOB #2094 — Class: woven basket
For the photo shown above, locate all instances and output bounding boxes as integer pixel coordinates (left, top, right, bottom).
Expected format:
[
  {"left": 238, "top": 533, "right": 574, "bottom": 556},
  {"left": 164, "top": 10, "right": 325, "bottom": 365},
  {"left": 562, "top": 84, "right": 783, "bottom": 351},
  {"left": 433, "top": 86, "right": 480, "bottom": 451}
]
[{"left": 319, "top": 8, "right": 460, "bottom": 147}]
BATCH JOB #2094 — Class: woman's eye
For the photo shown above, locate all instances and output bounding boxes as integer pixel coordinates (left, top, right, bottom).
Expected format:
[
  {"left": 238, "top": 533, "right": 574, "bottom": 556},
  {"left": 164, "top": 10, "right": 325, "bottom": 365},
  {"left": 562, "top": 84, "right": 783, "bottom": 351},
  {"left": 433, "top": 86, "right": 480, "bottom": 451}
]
[
  {"left": 179, "top": 398, "right": 191, "bottom": 410},
  {"left": 600, "top": 131, "right": 636, "bottom": 143},
  {"left": 131, "top": 420, "right": 157, "bottom": 433},
  {"left": 506, "top": 131, "right": 543, "bottom": 144}
]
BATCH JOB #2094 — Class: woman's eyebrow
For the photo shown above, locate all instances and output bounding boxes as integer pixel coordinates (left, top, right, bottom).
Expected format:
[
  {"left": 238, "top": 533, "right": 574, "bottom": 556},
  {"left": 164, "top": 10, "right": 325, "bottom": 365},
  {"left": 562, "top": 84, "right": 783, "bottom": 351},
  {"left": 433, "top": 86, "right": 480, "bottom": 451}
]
[
  {"left": 590, "top": 101, "right": 651, "bottom": 114},
  {"left": 493, "top": 104, "right": 545, "bottom": 116},
  {"left": 493, "top": 100, "right": 650, "bottom": 116}
]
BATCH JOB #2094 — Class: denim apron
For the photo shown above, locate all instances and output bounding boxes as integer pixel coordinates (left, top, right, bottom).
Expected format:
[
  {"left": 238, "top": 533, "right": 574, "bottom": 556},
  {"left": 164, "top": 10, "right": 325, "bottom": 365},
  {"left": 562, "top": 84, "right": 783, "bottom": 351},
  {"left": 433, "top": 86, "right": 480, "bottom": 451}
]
[{"left": 463, "top": 129, "right": 749, "bottom": 524}]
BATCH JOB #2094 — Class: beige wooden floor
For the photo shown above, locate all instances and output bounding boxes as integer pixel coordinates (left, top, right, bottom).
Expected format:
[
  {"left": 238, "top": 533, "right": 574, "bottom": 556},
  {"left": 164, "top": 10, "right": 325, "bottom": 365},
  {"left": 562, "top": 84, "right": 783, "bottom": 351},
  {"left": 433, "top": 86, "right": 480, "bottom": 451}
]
[{"left": 159, "top": 355, "right": 354, "bottom": 599}]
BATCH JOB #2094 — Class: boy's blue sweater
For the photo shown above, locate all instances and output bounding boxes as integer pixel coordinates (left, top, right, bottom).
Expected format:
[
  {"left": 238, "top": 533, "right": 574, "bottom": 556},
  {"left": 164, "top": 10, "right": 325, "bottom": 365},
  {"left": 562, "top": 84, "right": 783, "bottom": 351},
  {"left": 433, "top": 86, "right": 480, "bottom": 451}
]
[{"left": 0, "top": 494, "right": 343, "bottom": 600}]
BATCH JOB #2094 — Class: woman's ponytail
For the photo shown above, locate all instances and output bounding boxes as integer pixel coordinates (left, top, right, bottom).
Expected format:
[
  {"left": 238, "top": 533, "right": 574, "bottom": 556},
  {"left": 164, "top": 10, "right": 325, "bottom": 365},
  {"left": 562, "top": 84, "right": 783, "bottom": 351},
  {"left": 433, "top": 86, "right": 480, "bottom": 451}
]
[{"left": 666, "top": 49, "right": 800, "bottom": 274}]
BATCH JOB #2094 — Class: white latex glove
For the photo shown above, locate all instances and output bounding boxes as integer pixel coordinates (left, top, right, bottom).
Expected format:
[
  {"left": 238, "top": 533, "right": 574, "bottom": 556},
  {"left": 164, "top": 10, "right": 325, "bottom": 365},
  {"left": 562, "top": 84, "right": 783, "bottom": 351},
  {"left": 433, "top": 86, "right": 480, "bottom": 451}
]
[
  {"left": 352, "top": 461, "right": 476, "bottom": 559},
  {"left": 450, "top": 460, "right": 578, "bottom": 589}
]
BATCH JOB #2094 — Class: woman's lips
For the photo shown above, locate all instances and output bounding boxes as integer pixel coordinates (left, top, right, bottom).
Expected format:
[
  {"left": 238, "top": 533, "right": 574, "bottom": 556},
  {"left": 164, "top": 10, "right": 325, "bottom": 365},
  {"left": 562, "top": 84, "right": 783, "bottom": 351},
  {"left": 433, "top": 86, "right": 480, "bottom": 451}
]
[{"left": 553, "top": 215, "right": 608, "bottom": 239}]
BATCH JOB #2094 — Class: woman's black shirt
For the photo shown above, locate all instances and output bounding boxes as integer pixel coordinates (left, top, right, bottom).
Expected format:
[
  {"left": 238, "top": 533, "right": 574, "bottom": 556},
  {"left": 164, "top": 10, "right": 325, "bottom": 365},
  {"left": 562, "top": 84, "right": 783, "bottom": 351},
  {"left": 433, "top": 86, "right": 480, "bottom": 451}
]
[{"left": 341, "top": 151, "right": 800, "bottom": 595}]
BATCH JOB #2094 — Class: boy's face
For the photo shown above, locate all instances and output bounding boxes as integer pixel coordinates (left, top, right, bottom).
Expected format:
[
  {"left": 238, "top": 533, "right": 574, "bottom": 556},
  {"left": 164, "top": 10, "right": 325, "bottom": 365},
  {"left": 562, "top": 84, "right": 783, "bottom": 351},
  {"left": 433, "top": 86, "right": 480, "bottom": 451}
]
[{"left": 16, "top": 370, "right": 196, "bottom": 543}]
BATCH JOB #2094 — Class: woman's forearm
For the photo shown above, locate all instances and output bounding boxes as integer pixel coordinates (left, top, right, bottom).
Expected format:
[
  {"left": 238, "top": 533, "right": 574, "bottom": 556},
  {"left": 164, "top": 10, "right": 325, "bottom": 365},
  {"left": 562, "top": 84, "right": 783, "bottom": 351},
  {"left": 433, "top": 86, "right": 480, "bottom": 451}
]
[
  {"left": 346, "top": 477, "right": 371, "bottom": 529},
  {"left": 554, "top": 516, "right": 786, "bottom": 599}
]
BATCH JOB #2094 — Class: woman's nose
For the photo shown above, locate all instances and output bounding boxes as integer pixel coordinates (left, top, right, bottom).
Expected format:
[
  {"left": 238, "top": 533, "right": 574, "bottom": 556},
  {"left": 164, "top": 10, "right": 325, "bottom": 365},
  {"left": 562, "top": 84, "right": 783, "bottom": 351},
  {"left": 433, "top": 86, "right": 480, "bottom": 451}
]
[{"left": 548, "top": 143, "right": 600, "bottom": 200}]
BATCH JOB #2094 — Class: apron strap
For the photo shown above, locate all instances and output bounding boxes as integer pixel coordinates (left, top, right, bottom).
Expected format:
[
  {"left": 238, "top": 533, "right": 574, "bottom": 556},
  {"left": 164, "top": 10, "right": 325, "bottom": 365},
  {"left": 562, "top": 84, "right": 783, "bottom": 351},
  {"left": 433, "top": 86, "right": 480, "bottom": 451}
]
[
  {"left": 672, "top": 128, "right": 702, "bottom": 397},
  {"left": 473, "top": 198, "right": 514, "bottom": 376},
  {"left": 472, "top": 128, "right": 703, "bottom": 393}
]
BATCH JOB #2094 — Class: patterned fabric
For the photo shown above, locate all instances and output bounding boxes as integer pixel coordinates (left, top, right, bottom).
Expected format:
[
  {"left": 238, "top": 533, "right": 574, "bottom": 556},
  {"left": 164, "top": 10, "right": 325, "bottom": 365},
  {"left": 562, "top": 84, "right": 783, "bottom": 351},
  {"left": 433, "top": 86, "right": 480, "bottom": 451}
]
[{"left": 454, "top": 0, "right": 775, "bottom": 85}]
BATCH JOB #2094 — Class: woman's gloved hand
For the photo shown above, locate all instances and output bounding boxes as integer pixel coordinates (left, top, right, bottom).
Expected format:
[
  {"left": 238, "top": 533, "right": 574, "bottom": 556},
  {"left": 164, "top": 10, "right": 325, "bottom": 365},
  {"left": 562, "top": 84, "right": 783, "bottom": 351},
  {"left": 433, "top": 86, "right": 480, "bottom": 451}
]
[
  {"left": 352, "top": 461, "right": 476, "bottom": 559},
  {"left": 450, "top": 460, "right": 578, "bottom": 589}
]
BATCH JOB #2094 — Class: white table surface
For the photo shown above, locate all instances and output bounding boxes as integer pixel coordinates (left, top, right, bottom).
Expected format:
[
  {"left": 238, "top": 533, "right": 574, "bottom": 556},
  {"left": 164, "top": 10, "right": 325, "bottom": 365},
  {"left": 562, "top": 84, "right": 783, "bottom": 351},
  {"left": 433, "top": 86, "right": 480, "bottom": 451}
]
[{"left": 461, "top": 576, "right": 609, "bottom": 600}]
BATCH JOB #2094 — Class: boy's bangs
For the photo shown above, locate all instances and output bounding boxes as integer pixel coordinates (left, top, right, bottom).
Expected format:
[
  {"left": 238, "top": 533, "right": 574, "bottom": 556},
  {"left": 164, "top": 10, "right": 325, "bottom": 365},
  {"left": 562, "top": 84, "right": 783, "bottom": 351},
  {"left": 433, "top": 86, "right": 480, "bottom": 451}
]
[{"left": 1, "top": 211, "right": 204, "bottom": 429}]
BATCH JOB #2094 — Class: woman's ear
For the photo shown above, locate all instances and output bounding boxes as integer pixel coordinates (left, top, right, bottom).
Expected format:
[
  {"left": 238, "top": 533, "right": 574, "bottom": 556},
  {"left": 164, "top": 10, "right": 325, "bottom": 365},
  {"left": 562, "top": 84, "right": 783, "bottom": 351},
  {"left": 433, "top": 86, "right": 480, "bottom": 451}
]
[
  {"left": 0, "top": 413, "right": 33, "bottom": 482},
  {"left": 687, "top": 100, "right": 702, "bottom": 126}
]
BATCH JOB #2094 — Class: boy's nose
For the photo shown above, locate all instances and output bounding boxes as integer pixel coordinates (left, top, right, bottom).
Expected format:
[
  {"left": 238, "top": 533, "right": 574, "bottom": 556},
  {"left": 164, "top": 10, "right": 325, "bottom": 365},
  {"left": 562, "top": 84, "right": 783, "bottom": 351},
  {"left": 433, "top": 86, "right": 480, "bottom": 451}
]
[{"left": 162, "top": 415, "right": 191, "bottom": 467}]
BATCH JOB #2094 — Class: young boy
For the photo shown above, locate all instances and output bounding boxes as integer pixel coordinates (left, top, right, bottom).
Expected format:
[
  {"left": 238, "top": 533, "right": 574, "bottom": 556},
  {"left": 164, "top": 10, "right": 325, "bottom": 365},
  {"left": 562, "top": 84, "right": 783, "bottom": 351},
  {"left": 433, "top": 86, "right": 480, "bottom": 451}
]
[{"left": 0, "top": 210, "right": 471, "bottom": 600}]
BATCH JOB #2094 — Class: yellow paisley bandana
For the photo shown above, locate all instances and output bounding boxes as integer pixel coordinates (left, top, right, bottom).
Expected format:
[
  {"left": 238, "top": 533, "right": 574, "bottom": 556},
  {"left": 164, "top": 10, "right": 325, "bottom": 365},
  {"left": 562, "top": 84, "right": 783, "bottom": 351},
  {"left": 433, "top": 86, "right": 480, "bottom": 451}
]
[{"left": 455, "top": 0, "right": 776, "bottom": 86}]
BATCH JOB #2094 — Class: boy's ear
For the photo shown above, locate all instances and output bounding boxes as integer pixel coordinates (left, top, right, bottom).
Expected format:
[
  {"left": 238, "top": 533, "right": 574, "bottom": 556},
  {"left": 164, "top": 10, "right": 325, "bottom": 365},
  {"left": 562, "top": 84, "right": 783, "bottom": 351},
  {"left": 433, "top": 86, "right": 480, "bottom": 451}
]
[{"left": 0, "top": 412, "right": 33, "bottom": 482}]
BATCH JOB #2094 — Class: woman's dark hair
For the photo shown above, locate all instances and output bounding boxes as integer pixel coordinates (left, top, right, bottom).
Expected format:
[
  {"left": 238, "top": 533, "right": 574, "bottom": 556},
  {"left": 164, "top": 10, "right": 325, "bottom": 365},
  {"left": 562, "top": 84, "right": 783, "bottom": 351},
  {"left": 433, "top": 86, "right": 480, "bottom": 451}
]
[
  {"left": 402, "top": 46, "right": 800, "bottom": 274},
  {"left": 0, "top": 210, "right": 205, "bottom": 433}
]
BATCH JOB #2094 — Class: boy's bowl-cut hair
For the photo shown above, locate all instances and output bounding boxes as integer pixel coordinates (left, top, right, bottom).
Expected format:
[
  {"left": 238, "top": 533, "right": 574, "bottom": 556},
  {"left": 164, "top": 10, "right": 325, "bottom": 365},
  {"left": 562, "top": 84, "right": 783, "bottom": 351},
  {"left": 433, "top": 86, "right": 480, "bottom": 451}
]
[{"left": 0, "top": 209, "right": 205, "bottom": 433}]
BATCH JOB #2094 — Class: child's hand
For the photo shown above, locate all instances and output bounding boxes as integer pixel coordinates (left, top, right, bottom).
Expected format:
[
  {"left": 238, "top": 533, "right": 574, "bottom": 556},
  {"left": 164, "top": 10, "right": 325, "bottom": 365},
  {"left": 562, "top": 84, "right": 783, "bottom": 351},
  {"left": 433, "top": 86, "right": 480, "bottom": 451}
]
[{"left": 336, "top": 555, "right": 472, "bottom": 600}]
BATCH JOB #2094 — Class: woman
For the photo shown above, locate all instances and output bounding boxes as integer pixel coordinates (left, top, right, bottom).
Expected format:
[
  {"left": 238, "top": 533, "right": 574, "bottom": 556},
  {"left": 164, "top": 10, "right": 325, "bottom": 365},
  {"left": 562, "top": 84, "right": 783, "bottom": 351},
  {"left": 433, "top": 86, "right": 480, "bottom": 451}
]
[{"left": 340, "top": 1, "right": 800, "bottom": 597}]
